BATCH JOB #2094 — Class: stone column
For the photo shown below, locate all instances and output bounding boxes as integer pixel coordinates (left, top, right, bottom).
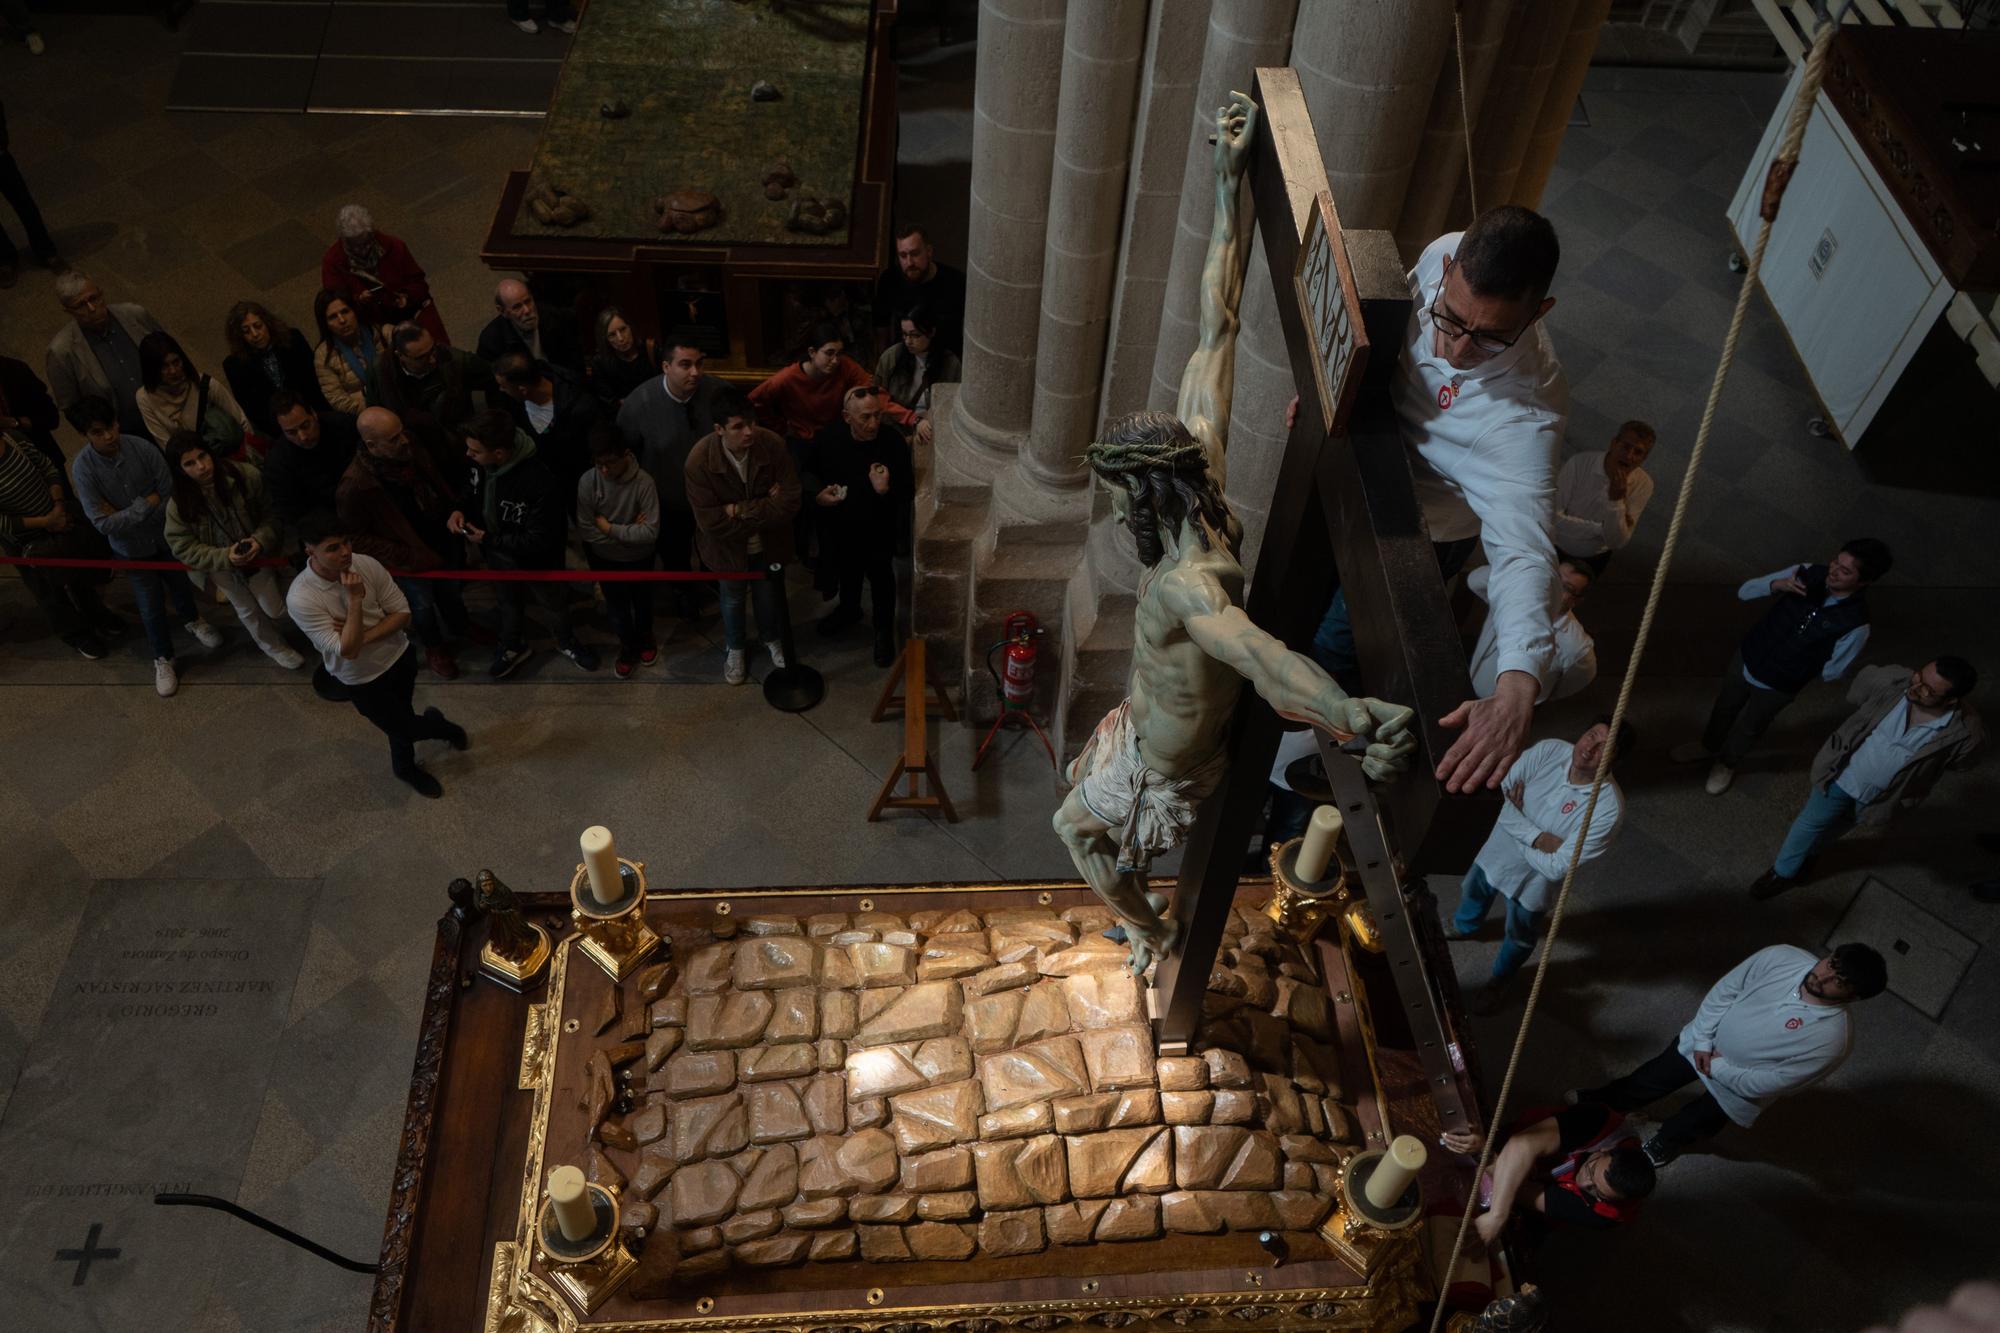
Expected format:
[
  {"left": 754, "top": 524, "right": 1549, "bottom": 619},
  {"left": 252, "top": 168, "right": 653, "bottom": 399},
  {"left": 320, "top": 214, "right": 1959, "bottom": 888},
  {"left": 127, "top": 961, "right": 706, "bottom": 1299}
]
[
  {"left": 954, "top": 0, "right": 1068, "bottom": 468},
  {"left": 1223, "top": 1, "right": 1449, "bottom": 572},
  {"left": 1452, "top": 0, "right": 1578, "bottom": 220},
  {"left": 1512, "top": 0, "right": 1613, "bottom": 208},
  {"left": 1019, "top": 0, "right": 1150, "bottom": 491},
  {"left": 1146, "top": 0, "right": 1300, "bottom": 415},
  {"left": 1396, "top": 0, "right": 1517, "bottom": 257},
  {"left": 1096, "top": 0, "right": 1212, "bottom": 423}
]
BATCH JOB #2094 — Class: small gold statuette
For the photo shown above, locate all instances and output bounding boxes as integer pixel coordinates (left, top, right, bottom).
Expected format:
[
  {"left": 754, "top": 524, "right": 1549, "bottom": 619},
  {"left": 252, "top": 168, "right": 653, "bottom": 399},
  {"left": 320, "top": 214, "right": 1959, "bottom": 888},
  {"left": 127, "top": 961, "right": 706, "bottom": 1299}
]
[
  {"left": 1320, "top": 1133, "right": 1428, "bottom": 1275},
  {"left": 538, "top": 1165, "right": 638, "bottom": 1315},
  {"left": 570, "top": 825, "right": 661, "bottom": 981},
  {"left": 470, "top": 870, "right": 552, "bottom": 991}
]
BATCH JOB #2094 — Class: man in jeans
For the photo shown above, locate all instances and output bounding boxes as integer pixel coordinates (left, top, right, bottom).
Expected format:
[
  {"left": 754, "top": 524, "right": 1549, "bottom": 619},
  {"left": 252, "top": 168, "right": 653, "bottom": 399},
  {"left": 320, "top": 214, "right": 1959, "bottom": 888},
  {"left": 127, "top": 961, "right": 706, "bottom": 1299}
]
[
  {"left": 449, "top": 408, "right": 597, "bottom": 677},
  {"left": 338, "top": 407, "right": 479, "bottom": 678},
  {"left": 577, "top": 424, "right": 660, "bottom": 678},
  {"left": 1750, "top": 659, "right": 1982, "bottom": 899},
  {"left": 1671, "top": 538, "right": 1890, "bottom": 794},
  {"left": 1447, "top": 716, "right": 1629, "bottom": 1014},
  {"left": 69, "top": 396, "right": 222, "bottom": 695},
  {"left": 1574, "top": 942, "right": 1885, "bottom": 1167},
  {"left": 287, "top": 512, "right": 467, "bottom": 798},
  {"left": 685, "top": 392, "right": 799, "bottom": 685}
]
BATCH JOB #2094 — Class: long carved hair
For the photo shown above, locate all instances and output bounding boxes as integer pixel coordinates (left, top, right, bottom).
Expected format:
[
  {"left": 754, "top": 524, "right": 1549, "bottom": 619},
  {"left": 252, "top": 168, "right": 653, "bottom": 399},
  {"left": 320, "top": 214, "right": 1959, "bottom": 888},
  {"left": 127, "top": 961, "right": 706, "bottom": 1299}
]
[{"left": 1086, "top": 411, "right": 1237, "bottom": 568}]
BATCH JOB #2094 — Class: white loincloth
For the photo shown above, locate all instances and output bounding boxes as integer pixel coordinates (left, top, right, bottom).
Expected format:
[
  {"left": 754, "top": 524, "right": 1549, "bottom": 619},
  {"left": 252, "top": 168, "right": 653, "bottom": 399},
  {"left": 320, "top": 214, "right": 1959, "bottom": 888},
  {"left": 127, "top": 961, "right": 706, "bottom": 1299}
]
[{"left": 1067, "top": 700, "right": 1230, "bottom": 874}]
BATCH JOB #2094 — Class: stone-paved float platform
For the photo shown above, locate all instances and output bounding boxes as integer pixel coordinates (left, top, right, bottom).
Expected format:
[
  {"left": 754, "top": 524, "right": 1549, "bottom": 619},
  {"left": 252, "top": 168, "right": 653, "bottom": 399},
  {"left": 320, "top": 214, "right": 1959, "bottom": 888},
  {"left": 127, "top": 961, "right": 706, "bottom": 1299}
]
[{"left": 382, "top": 882, "right": 1440, "bottom": 1333}]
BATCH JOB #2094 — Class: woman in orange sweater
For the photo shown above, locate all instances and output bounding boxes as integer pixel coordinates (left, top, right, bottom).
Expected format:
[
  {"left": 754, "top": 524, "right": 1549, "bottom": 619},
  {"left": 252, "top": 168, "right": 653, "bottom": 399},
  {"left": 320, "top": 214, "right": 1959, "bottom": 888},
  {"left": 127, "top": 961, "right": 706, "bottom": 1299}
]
[{"left": 749, "top": 321, "right": 914, "bottom": 442}]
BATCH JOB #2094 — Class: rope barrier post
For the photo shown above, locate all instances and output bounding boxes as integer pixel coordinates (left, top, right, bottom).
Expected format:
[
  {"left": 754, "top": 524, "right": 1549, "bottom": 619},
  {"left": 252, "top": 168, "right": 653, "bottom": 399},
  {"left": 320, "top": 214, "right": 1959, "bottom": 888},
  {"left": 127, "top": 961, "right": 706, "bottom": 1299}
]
[{"left": 760, "top": 562, "right": 824, "bottom": 714}]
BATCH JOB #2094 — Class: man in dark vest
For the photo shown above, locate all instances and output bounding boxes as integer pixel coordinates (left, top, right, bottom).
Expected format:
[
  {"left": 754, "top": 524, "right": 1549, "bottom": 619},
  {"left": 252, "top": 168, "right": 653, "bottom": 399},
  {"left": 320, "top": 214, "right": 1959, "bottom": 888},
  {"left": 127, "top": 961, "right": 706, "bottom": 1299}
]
[{"left": 1671, "top": 538, "right": 1891, "bottom": 794}]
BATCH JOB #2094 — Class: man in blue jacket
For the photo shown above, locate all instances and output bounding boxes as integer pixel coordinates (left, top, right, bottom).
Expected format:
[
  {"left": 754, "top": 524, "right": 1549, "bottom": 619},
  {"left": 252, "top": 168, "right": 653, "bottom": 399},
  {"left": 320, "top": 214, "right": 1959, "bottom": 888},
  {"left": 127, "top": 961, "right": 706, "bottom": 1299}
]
[{"left": 70, "top": 396, "right": 221, "bottom": 696}]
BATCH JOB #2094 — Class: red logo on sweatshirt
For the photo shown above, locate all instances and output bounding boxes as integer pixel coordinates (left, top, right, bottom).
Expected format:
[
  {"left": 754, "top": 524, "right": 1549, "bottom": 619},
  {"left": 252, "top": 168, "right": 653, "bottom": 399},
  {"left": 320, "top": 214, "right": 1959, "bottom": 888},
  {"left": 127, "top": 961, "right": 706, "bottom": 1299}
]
[
  {"left": 1785, "top": 1017, "right": 1803, "bottom": 1030},
  {"left": 1560, "top": 801, "right": 1577, "bottom": 815},
  {"left": 1437, "top": 383, "right": 1459, "bottom": 410}
]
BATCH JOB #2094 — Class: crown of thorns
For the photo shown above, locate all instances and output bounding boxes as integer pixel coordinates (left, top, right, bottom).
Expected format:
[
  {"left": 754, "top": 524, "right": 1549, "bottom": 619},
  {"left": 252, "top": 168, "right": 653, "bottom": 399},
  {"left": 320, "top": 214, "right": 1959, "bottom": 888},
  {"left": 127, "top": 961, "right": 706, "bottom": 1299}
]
[{"left": 1083, "top": 417, "right": 1209, "bottom": 479}]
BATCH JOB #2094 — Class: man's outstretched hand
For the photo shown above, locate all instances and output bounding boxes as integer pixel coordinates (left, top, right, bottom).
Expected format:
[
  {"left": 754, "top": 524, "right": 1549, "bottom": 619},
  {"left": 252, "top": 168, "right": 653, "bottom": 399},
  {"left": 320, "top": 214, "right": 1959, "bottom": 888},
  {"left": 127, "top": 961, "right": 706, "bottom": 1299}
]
[{"left": 1437, "top": 671, "right": 1536, "bottom": 793}]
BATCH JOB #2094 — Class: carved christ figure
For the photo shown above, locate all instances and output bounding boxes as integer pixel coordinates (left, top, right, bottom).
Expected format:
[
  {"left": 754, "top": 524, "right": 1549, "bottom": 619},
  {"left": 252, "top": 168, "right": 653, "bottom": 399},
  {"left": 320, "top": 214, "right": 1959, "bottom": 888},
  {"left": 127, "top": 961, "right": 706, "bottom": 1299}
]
[{"left": 1053, "top": 93, "right": 1418, "bottom": 974}]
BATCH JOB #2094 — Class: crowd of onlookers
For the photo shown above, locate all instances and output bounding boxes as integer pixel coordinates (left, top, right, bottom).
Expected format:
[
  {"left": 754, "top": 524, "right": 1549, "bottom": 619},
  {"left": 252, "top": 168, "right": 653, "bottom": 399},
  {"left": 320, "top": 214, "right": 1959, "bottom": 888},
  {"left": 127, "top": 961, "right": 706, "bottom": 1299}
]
[{"left": 0, "top": 183, "right": 967, "bottom": 791}]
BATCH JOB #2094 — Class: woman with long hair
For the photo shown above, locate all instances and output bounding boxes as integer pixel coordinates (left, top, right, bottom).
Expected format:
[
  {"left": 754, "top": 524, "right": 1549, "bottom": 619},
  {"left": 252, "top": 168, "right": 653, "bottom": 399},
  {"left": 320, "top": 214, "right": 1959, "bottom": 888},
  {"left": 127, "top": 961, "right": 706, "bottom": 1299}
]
[
  {"left": 872, "top": 302, "right": 960, "bottom": 425},
  {"left": 588, "top": 306, "right": 658, "bottom": 413},
  {"left": 135, "top": 331, "right": 249, "bottom": 454},
  {"left": 312, "top": 288, "right": 385, "bottom": 415},
  {"left": 221, "top": 300, "right": 327, "bottom": 438},
  {"left": 162, "top": 431, "right": 305, "bottom": 670}
]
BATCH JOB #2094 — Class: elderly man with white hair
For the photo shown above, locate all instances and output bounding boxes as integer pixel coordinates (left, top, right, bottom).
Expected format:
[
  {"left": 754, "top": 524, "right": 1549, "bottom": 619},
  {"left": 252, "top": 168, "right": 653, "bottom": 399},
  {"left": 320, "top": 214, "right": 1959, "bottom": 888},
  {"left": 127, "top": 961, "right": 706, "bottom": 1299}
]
[
  {"left": 319, "top": 204, "right": 450, "bottom": 346},
  {"left": 476, "top": 276, "right": 584, "bottom": 376},
  {"left": 45, "top": 269, "right": 166, "bottom": 436}
]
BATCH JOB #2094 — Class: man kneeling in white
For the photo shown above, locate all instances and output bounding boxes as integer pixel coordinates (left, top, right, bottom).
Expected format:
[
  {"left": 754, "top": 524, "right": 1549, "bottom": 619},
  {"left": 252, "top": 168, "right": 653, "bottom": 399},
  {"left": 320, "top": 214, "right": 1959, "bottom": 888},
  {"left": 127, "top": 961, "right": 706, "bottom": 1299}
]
[
  {"left": 1447, "top": 716, "right": 1629, "bottom": 1012},
  {"left": 1467, "top": 559, "right": 1596, "bottom": 704},
  {"left": 287, "top": 511, "right": 467, "bottom": 798}
]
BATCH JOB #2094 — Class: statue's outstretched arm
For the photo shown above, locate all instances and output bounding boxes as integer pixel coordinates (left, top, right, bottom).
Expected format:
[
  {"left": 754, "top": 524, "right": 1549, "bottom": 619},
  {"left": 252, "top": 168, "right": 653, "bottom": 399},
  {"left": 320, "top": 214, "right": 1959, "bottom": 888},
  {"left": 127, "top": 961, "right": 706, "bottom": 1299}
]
[
  {"left": 1175, "top": 91, "right": 1258, "bottom": 489},
  {"left": 1168, "top": 570, "right": 1418, "bottom": 783}
]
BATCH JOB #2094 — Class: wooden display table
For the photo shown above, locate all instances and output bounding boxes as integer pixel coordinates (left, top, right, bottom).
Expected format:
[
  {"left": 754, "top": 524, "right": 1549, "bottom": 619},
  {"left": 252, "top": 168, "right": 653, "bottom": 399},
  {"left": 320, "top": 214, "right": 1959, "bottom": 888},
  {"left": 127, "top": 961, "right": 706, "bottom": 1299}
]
[{"left": 367, "top": 879, "right": 1475, "bottom": 1331}]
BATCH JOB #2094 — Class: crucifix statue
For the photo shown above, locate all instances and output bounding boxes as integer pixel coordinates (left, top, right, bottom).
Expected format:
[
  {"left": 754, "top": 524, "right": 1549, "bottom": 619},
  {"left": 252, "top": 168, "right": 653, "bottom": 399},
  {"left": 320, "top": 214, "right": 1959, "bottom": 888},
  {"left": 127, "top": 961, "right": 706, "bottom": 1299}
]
[{"left": 1051, "top": 93, "right": 1419, "bottom": 976}]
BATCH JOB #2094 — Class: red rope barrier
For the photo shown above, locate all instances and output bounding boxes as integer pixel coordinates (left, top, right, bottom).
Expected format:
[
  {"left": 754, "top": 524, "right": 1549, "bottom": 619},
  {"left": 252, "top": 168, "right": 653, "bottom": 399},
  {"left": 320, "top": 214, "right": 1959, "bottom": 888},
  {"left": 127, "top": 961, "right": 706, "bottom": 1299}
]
[{"left": 0, "top": 553, "right": 767, "bottom": 582}]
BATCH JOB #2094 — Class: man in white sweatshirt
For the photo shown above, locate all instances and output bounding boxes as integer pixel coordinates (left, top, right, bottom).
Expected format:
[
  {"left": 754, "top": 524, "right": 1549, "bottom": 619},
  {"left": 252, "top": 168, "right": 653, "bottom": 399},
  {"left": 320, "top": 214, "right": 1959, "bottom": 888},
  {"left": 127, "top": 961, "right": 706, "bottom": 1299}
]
[
  {"left": 1466, "top": 559, "right": 1596, "bottom": 704},
  {"left": 1309, "top": 206, "right": 1567, "bottom": 796},
  {"left": 1576, "top": 942, "right": 1886, "bottom": 1166},
  {"left": 1446, "top": 716, "right": 1628, "bottom": 1012}
]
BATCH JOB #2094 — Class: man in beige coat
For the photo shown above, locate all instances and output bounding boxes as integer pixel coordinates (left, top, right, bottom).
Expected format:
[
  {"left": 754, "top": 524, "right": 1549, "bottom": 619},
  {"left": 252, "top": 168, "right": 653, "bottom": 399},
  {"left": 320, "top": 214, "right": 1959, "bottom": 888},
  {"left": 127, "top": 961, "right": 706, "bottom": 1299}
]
[
  {"left": 1751, "top": 659, "right": 1982, "bottom": 899},
  {"left": 45, "top": 269, "right": 164, "bottom": 436}
]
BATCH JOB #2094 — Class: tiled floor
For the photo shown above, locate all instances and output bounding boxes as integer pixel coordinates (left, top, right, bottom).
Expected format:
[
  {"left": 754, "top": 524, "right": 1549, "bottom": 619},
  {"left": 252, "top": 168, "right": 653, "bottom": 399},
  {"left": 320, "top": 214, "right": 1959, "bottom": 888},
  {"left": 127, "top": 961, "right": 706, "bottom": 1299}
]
[{"left": 0, "top": 15, "right": 1996, "bottom": 1333}]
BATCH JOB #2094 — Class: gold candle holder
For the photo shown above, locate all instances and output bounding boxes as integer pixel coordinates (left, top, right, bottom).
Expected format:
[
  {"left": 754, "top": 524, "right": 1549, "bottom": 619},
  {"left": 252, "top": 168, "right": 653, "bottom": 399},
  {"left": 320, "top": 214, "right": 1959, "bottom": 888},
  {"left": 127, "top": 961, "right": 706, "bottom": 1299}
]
[
  {"left": 1263, "top": 835, "right": 1350, "bottom": 943},
  {"left": 536, "top": 1181, "right": 638, "bottom": 1315},
  {"left": 1317, "top": 1145, "right": 1426, "bottom": 1276},
  {"left": 570, "top": 855, "right": 661, "bottom": 982}
]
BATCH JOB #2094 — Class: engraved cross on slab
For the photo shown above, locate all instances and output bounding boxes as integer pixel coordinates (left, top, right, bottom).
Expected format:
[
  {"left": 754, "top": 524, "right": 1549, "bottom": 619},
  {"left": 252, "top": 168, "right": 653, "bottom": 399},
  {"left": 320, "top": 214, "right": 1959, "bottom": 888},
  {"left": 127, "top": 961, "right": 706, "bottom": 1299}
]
[{"left": 1148, "top": 68, "right": 1496, "bottom": 1135}]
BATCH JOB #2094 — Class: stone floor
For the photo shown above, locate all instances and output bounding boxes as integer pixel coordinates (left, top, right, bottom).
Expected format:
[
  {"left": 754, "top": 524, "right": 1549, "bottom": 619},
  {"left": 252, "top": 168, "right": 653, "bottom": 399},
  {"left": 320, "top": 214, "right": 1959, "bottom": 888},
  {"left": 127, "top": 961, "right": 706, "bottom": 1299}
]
[{"left": 0, "top": 12, "right": 1997, "bottom": 1333}]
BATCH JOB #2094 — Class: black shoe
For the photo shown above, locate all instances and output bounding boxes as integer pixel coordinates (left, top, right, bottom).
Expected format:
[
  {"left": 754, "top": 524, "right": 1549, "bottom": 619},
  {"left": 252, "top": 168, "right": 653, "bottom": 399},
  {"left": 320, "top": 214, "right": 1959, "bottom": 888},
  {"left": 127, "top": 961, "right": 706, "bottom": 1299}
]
[
  {"left": 1972, "top": 878, "right": 2000, "bottom": 904},
  {"left": 396, "top": 765, "right": 444, "bottom": 799},
  {"left": 424, "top": 706, "right": 468, "bottom": 751},
  {"left": 818, "top": 607, "right": 860, "bottom": 638},
  {"left": 0, "top": 263, "right": 16, "bottom": 290},
  {"left": 489, "top": 645, "right": 529, "bottom": 679},
  {"left": 88, "top": 608, "right": 125, "bottom": 635},
  {"left": 873, "top": 631, "right": 895, "bottom": 667},
  {"left": 559, "top": 641, "right": 600, "bottom": 672},
  {"left": 63, "top": 633, "right": 107, "bottom": 660},
  {"left": 1976, "top": 832, "right": 2000, "bottom": 855},
  {"left": 1641, "top": 1135, "right": 1675, "bottom": 1168},
  {"left": 1468, "top": 976, "right": 1517, "bottom": 1017},
  {"left": 1748, "top": 869, "right": 1797, "bottom": 901}
]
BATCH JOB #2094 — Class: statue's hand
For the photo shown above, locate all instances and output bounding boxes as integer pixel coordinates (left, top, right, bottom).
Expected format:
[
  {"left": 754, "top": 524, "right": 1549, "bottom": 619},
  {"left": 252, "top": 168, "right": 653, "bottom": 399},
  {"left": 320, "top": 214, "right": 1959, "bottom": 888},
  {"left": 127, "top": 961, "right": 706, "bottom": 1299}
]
[
  {"left": 1344, "top": 696, "right": 1418, "bottom": 785},
  {"left": 1216, "top": 91, "right": 1257, "bottom": 179}
]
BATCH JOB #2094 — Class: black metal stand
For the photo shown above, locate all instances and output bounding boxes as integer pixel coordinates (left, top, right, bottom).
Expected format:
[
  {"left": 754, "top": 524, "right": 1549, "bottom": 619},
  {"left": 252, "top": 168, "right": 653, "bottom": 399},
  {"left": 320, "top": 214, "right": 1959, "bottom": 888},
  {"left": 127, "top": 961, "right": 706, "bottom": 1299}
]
[{"left": 760, "top": 563, "right": 825, "bottom": 713}]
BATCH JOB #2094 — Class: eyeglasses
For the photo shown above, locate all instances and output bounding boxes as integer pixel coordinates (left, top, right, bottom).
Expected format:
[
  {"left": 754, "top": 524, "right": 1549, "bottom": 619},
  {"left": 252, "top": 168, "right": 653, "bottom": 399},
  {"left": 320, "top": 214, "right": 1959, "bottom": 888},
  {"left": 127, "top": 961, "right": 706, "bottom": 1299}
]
[
  {"left": 900, "top": 329, "right": 929, "bottom": 343},
  {"left": 1428, "top": 283, "right": 1527, "bottom": 356}
]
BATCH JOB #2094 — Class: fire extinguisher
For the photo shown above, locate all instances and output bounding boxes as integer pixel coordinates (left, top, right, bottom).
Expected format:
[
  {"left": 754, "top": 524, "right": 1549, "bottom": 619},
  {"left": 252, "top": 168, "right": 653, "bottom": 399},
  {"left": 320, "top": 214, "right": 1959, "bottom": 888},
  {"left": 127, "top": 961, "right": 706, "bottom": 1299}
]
[
  {"left": 990, "top": 610, "right": 1042, "bottom": 712},
  {"left": 973, "top": 611, "right": 1057, "bottom": 771}
]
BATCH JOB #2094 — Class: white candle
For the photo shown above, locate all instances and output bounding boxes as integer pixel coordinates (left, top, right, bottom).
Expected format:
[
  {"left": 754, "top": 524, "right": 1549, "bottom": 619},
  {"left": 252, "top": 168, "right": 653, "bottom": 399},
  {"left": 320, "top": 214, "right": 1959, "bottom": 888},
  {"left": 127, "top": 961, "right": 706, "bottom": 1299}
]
[
  {"left": 580, "top": 826, "right": 620, "bottom": 907},
  {"left": 1363, "top": 1134, "right": 1427, "bottom": 1211},
  {"left": 548, "top": 1165, "right": 596, "bottom": 1243},
  {"left": 1295, "top": 805, "right": 1343, "bottom": 882}
]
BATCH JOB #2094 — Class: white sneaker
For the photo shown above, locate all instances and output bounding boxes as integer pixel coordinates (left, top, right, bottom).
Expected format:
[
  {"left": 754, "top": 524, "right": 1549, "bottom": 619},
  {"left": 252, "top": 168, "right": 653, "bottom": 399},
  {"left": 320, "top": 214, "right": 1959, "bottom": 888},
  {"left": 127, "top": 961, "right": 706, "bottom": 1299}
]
[
  {"left": 1668, "top": 741, "right": 1711, "bottom": 764},
  {"left": 1704, "top": 761, "right": 1735, "bottom": 796},
  {"left": 268, "top": 646, "right": 306, "bottom": 671},
  {"left": 186, "top": 618, "right": 225, "bottom": 649},
  {"left": 26, "top": 32, "right": 45, "bottom": 55},
  {"left": 767, "top": 642, "right": 786, "bottom": 670},
  {"left": 154, "top": 657, "right": 179, "bottom": 697},
  {"left": 724, "top": 649, "right": 747, "bottom": 685},
  {"left": 513, "top": 17, "right": 539, "bottom": 33},
  {"left": 548, "top": 18, "right": 578, "bottom": 33}
]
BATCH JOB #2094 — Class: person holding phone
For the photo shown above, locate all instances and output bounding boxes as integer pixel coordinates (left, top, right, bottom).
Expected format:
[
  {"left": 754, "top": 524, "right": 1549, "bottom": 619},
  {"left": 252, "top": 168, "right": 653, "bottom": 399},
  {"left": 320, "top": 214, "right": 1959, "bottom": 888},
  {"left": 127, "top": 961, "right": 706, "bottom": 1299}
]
[
  {"left": 162, "top": 432, "right": 305, "bottom": 671},
  {"left": 1670, "top": 538, "right": 1891, "bottom": 794}
]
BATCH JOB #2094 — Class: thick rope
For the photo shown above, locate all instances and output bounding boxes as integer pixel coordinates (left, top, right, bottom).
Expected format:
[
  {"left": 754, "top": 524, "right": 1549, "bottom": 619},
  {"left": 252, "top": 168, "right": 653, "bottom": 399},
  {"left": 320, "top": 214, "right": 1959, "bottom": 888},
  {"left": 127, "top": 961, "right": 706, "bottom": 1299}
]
[
  {"left": 1455, "top": 3, "right": 1479, "bottom": 219},
  {"left": 1424, "top": 21, "right": 1838, "bottom": 1329}
]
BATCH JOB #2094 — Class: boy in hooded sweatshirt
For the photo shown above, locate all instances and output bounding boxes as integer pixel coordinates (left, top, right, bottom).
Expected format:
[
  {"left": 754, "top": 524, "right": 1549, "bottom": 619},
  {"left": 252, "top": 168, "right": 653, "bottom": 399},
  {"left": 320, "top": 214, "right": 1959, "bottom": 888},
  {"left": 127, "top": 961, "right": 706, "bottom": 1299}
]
[
  {"left": 449, "top": 407, "right": 599, "bottom": 677},
  {"left": 578, "top": 423, "right": 661, "bottom": 677}
]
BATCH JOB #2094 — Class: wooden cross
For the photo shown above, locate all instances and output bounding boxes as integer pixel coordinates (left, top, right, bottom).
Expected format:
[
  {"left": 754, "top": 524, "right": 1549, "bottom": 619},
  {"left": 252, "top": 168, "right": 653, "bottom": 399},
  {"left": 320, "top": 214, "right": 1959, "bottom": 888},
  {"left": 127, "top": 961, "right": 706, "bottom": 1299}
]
[{"left": 1149, "top": 69, "right": 1496, "bottom": 1132}]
